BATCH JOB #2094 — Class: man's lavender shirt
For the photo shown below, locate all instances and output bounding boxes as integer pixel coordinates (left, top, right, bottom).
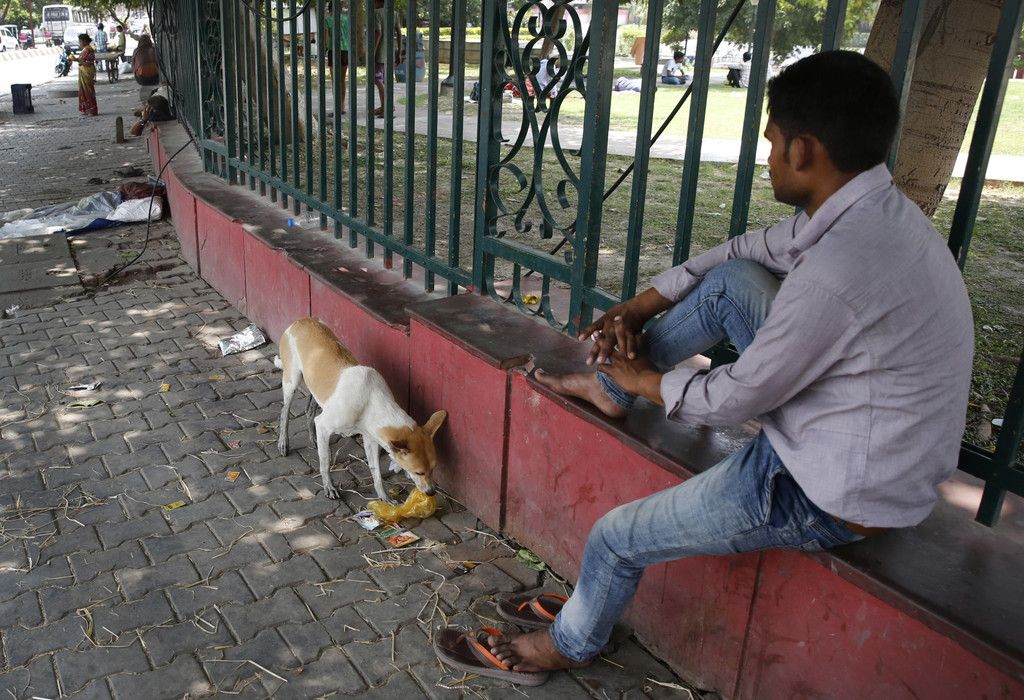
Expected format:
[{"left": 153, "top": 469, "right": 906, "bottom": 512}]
[{"left": 651, "top": 164, "right": 974, "bottom": 527}]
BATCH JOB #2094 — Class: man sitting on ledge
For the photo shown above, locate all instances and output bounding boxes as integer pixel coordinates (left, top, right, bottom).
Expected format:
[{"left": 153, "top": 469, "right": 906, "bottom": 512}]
[{"left": 477, "top": 51, "right": 974, "bottom": 679}]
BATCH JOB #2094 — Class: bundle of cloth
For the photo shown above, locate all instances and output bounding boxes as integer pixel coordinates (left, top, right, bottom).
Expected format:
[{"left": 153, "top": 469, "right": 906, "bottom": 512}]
[{"left": 0, "top": 182, "right": 166, "bottom": 240}]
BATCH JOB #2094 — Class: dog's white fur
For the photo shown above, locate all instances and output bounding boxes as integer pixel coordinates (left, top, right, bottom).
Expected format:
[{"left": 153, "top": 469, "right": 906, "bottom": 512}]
[{"left": 275, "top": 318, "right": 446, "bottom": 501}]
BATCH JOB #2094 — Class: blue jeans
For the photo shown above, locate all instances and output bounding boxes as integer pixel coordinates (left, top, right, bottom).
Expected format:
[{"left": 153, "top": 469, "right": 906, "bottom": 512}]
[
  {"left": 550, "top": 260, "right": 863, "bottom": 661},
  {"left": 661, "top": 76, "right": 684, "bottom": 85}
]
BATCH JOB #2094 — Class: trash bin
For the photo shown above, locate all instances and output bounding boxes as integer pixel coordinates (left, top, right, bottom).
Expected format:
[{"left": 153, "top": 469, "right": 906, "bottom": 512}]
[{"left": 11, "top": 84, "right": 33, "bottom": 114}]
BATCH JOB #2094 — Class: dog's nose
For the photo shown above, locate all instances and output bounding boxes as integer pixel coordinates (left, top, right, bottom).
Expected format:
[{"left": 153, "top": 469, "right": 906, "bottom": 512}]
[{"left": 422, "top": 486, "right": 436, "bottom": 497}]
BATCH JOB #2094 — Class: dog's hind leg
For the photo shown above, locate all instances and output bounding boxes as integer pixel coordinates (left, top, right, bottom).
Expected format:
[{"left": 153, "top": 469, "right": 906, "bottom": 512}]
[
  {"left": 315, "top": 413, "right": 340, "bottom": 499},
  {"left": 277, "top": 348, "right": 301, "bottom": 457},
  {"left": 304, "top": 393, "right": 318, "bottom": 449}
]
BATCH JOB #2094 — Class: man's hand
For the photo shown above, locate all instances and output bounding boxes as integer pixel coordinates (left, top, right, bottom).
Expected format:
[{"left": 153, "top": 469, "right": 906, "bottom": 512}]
[
  {"left": 598, "top": 351, "right": 664, "bottom": 406},
  {"left": 577, "top": 287, "right": 675, "bottom": 366}
]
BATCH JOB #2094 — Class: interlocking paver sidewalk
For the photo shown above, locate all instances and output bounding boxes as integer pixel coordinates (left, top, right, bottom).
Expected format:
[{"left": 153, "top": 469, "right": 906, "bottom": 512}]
[{"left": 0, "top": 62, "right": 705, "bottom": 700}]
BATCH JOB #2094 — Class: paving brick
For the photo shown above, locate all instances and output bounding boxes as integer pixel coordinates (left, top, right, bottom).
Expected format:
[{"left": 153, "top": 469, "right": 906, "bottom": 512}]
[
  {"left": 159, "top": 431, "right": 226, "bottom": 462},
  {"left": 143, "top": 616, "right": 235, "bottom": 667},
  {"left": 219, "top": 588, "right": 310, "bottom": 642},
  {"left": 0, "top": 590, "right": 44, "bottom": 628},
  {"left": 39, "top": 573, "right": 120, "bottom": 622},
  {"left": 104, "top": 444, "right": 166, "bottom": 477},
  {"left": 225, "top": 478, "right": 302, "bottom": 515},
  {"left": 189, "top": 539, "right": 271, "bottom": 580},
  {"left": 0, "top": 556, "right": 74, "bottom": 602},
  {"left": 142, "top": 522, "right": 220, "bottom": 564},
  {"left": 273, "top": 646, "right": 367, "bottom": 699},
  {"left": 0, "top": 654, "right": 60, "bottom": 699},
  {"left": 108, "top": 655, "right": 214, "bottom": 700},
  {"left": 123, "top": 424, "right": 184, "bottom": 453},
  {"left": 54, "top": 638, "right": 150, "bottom": 694},
  {"left": 65, "top": 434, "right": 132, "bottom": 465},
  {"left": 166, "top": 570, "right": 256, "bottom": 619},
  {"left": 41, "top": 459, "right": 108, "bottom": 489},
  {"left": 63, "top": 679, "right": 115, "bottom": 700},
  {"left": 97, "top": 511, "right": 170, "bottom": 549},
  {"left": 4, "top": 615, "right": 88, "bottom": 667},
  {"left": 115, "top": 553, "right": 200, "bottom": 601},
  {"left": 90, "top": 589, "right": 176, "bottom": 637},
  {"left": 239, "top": 554, "right": 326, "bottom": 599},
  {"left": 70, "top": 541, "right": 146, "bottom": 581},
  {"left": 343, "top": 625, "right": 436, "bottom": 688},
  {"left": 162, "top": 493, "right": 236, "bottom": 533},
  {"left": 32, "top": 424, "right": 93, "bottom": 453},
  {"left": 355, "top": 583, "right": 441, "bottom": 637}
]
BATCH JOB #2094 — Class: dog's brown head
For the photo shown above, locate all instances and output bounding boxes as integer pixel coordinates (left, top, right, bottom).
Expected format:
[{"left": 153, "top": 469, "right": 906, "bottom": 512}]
[{"left": 381, "top": 410, "right": 447, "bottom": 496}]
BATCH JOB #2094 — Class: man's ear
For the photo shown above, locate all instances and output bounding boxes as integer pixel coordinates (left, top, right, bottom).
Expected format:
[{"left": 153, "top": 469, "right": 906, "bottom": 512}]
[
  {"left": 423, "top": 410, "right": 447, "bottom": 438},
  {"left": 389, "top": 439, "right": 409, "bottom": 454}
]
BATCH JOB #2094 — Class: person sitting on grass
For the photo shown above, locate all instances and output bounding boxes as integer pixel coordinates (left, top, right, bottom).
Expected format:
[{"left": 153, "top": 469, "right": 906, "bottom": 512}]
[
  {"left": 661, "top": 50, "right": 687, "bottom": 85},
  {"left": 432, "top": 50, "right": 974, "bottom": 686}
]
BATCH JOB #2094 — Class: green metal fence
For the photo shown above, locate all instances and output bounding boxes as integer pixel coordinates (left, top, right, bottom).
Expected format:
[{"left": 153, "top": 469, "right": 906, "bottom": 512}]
[{"left": 153, "top": 0, "right": 1024, "bottom": 527}]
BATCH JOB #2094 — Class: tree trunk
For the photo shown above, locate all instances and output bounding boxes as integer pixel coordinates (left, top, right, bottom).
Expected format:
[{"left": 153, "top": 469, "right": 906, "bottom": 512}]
[
  {"left": 0, "top": 1, "right": 12, "bottom": 24},
  {"left": 238, "top": 0, "right": 305, "bottom": 144},
  {"left": 866, "top": 0, "right": 1004, "bottom": 217}
]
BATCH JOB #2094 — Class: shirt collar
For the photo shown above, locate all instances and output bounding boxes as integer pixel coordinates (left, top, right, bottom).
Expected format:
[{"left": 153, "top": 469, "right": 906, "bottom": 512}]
[{"left": 786, "top": 163, "right": 893, "bottom": 258}]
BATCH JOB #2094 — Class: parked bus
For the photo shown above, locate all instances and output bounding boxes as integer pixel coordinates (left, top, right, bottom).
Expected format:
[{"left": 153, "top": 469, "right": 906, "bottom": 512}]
[{"left": 41, "top": 4, "right": 92, "bottom": 45}]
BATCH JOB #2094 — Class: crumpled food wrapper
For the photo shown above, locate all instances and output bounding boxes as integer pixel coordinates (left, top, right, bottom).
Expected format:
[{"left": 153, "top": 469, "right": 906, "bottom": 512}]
[
  {"left": 219, "top": 324, "right": 268, "bottom": 356},
  {"left": 368, "top": 489, "right": 438, "bottom": 521}
]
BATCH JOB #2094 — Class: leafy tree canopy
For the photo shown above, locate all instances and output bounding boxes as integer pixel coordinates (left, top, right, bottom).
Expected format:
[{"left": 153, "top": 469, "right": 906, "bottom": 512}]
[
  {"left": 661, "top": 0, "right": 877, "bottom": 59},
  {"left": 74, "top": 1, "right": 147, "bottom": 26}
]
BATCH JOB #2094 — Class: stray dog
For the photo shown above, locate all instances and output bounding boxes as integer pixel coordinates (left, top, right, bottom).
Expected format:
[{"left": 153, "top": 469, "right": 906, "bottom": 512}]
[{"left": 274, "top": 318, "right": 447, "bottom": 501}]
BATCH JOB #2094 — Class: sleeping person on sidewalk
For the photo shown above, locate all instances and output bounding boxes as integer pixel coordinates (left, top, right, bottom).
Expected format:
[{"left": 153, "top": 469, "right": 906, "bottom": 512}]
[{"left": 433, "top": 50, "right": 975, "bottom": 686}]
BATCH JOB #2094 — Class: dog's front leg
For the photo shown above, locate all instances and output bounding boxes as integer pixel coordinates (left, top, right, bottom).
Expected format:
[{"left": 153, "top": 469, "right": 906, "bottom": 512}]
[
  {"left": 314, "top": 414, "right": 340, "bottom": 499},
  {"left": 363, "top": 435, "right": 393, "bottom": 503},
  {"left": 277, "top": 373, "right": 299, "bottom": 457}
]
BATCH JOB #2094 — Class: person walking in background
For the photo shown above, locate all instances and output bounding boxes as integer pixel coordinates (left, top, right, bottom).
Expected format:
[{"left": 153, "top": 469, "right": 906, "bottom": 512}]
[
  {"left": 661, "top": 51, "right": 687, "bottom": 85},
  {"left": 371, "top": 0, "right": 402, "bottom": 118},
  {"left": 70, "top": 33, "right": 98, "bottom": 116},
  {"left": 115, "top": 25, "right": 127, "bottom": 61},
  {"left": 324, "top": 1, "right": 350, "bottom": 114},
  {"left": 94, "top": 23, "right": 108, "bottom": 72},
  {"left": 133, "top": 35, "right": 159, "bottom": 86}
]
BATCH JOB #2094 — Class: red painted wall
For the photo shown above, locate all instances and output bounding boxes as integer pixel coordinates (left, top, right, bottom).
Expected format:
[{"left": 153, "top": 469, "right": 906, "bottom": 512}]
[
  {"left": 196, "top": 204, "right": 246, "bottom": 313},
  {"left": 408, "top": 319, "right": 507, "bottom": 530},
  {"left": 243, "top": 235, "right": 311, "bottom": 341},
  {"left": 165, "top": 169, "right": 199, "bottom": 272}
]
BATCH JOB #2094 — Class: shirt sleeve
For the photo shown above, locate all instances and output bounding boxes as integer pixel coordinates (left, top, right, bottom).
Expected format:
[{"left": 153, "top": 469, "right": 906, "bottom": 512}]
[
  {"left": 660, "top": 278, "right": 860, "bottom": 426},
  {"left": 651, "top": 213, "right": 804, "bottom": 303}
]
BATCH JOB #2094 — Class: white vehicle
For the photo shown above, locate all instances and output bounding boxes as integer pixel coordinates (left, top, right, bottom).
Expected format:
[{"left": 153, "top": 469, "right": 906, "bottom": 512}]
[
  {"left": 62, "top": 23, "right": 95, "bottom": 52},
  {"left": 0, "top": 26, "right": 18, "bottom": 52},
  {"left": 42, "top": 4, "right": 92, "bottom": 46}
]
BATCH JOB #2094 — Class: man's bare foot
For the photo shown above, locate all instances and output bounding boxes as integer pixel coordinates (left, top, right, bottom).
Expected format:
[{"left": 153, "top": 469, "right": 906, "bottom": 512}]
[
  {"left": 534, "top": 369, "right": 627, "bottom": 418},
  {"left": 487, "top": 629, "right": 590, "bottom": 672}
]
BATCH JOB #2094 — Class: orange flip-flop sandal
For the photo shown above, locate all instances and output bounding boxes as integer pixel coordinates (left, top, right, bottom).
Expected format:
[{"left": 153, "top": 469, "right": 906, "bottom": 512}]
[
  {"left": 496, "top": 593, "right": 568, "bottom": 630},
  {"left": 433, "top": 627, "right": 549, "bottom": 686}
]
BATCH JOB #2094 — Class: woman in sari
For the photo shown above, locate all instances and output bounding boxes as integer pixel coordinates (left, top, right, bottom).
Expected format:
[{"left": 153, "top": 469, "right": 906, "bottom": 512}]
[{"left": 71, "top": 33, "right": 98, "bottom": 116}]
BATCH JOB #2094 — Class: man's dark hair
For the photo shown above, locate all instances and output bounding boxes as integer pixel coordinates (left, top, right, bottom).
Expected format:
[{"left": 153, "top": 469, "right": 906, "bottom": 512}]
[
  {"left": 97, "top": 23, "right": 104, "bottom": 30},
  {"left": 742, "top": 51, "right": 751, "bottom": 62},
  {"left": 767, "top": 50, "right": 899, "bottom": 173},
  {"left": 673, "top": 51, "right": 684, "bottom": 61}
]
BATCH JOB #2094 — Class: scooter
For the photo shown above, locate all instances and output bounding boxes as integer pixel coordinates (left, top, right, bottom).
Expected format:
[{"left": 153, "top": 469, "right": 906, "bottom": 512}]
[{"left": 54, "top": 46, "right": 74, "bottom": 78}]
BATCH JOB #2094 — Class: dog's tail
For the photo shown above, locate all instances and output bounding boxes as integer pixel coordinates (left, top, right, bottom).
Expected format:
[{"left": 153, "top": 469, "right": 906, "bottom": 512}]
[{"left": 273, "top": 355, "right": 282, "bottom": 370}]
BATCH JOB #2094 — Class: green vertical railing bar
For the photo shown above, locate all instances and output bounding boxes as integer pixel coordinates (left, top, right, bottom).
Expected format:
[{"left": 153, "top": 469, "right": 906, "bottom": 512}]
[
  {"left": 445, "top": 0, "right": 467, "bottom": 295},
  {"left": 423, "top": 0, "right": 440, "bottom": 291},
  {"left": 265, "top": 0, "right": 277, "bottom": 202},
  {"left": 317, "top": 0, "right": 328, "bottom": 228},
  {"left": 291, "top": 0, "right": 301, "bottom": 214},
  {"left": 621, "top": 0, "right": 664, "bottom": 300},
  {"left": 277, "top": 0, "right": 288, "bottom": 207},
  {"left": 244, "top": 5, "right": 256, "bottom": 189},
  {"left": 364, "top": 0, "right": 375, "bottom": 237},
  {"left": 567, "top": 0, "right": 619, "bottom": 336},
  {"left": 947, "top": 0, "right": 1024, "bottom": 269},
  {"left": 821, "top": 0, "right": 848, "bottom": 51},
  {"left": 672, "top": 0, "right": 718, "bottom": 266},
  {"left": 255, "top": 3, "right": 266, "bottom": 196},
  {"left": 402, "top": 0, "right": 416, "bottom": 277},
  {"left": 236, "top": 0, "right": 248, "bottom": 182},
  {"left": 975, "top": 347, "right": 1024, "bottom": 526},
  {"left": 382, "top": 0, "right": 395, "bottom": 267},
  {"left": 347, "top": 0, "right": 358, "bottom": 241},
  {"left": 303, "top": 4, "right": 313, "bottom": 209},
  {"left": 886, "top": 0, "right": 924, "bottom": 170},
  {"left": 471, "top": 0, "right": 500, "bottom": 293},
  {"left": 332, "top": 0, "right": 343, "bottom": 239},
  {"left": 728, "top": 0, "right": 775, "bottom": 238},
  {"left": 220, "top": 0, "right": 238, "bottom": 184}
]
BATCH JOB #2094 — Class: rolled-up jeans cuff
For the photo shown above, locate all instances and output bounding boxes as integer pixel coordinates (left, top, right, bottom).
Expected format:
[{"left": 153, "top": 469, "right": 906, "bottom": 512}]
[
  {"left": 549, "top": 616, "right": 595, "bottom": 662},
  {"left": 596, "top": 369, "right": 636, "bottom": 409}
]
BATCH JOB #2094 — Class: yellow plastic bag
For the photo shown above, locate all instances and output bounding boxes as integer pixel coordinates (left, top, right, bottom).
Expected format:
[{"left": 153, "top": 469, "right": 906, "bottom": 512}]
[{"left": 367, "top": 489, "right": 438, "bottom": 521}]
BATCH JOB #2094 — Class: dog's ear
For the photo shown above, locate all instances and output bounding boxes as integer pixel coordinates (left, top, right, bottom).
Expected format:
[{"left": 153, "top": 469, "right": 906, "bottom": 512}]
[
  {"left": 389, "top": 439, "right": 410, "bottom": 454},
  {"left": 423, "top": 410, "right": 447, "bottom": 438}
]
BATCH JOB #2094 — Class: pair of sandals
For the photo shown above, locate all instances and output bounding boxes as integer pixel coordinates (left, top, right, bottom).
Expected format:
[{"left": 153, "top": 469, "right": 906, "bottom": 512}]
[{"left": 432, "top": 593, "right": 567, "bottom": 687}]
